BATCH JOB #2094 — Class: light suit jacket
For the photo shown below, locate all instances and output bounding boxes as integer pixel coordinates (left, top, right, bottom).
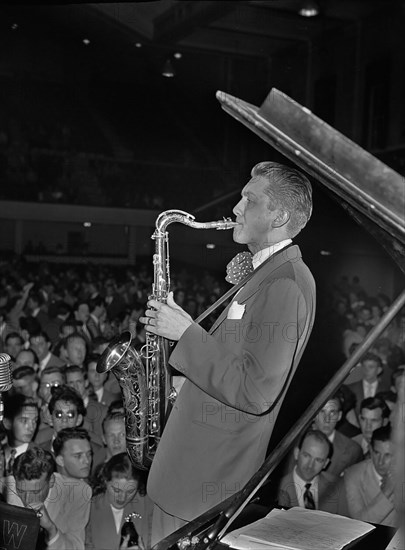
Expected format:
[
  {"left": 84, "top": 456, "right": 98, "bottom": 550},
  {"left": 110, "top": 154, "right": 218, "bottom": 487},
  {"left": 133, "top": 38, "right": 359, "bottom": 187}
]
[
  {"left": 147, "top": 245, "right": 316, "bottom": 521},
  {"left": 339, "top": 459, "right": 397, "bottom": 527},
  {"left": 1, "top": 473, "right": 92, "bottom": 550}
]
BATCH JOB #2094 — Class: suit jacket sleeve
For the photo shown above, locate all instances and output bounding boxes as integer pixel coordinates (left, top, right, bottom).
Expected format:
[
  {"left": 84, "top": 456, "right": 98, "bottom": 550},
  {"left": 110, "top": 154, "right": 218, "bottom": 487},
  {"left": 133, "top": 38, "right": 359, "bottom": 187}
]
[
  {"left": 170, "top": 278, "right": 308, "bottom": 414},
  {"left": 343, "top": 465, "right": 395, "bottom": 524}
]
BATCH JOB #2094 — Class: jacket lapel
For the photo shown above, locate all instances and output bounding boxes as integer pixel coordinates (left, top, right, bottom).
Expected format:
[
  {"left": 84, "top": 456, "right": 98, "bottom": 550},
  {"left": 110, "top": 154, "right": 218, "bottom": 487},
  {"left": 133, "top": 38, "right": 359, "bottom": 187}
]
[{"left": 209, "top": 245, "right": 300, "bottom": 335}]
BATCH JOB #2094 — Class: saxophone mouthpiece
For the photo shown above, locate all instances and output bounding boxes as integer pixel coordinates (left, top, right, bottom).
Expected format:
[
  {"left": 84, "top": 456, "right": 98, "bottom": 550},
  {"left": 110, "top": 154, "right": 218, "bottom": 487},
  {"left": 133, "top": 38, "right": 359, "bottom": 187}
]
[{"left": 220, "top": 218, "right": 238, "bottom": 230}]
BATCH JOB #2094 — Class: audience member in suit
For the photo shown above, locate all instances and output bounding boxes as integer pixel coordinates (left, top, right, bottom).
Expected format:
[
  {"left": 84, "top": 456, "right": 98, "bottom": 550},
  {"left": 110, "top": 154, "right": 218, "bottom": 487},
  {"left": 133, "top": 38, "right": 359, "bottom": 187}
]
[
  {"left": 53, "top": 427, "right": 93, "bottom": 481},
  {"left": 43, "top": 300, "right": 72, "bottom": 346},
  {"left": 86, "top": 453, "right": 153, "bottom": 549},
  {"left": 344, "top": 352, "right": 390, "bottom": 428},
  {"left": 338, "top": 425, "right": 397, "bottom": 527},
  {"left": 26, "top": 291, "right": 50, "bottom": 330},
  {"left": 352, "top": 396, "right": 390, "bottom": 457},
  {"left": 280, "top": 392, "right": 363, "bottom": 479},
  {"left": 61, "top": 332, "right": 88, "bottom": 369},
  {"left": 88, "top": 295, "right": 106, "bottom": 339},
  {"left": 65, "top": 365, "right": 107, "bottom": 444},
  {"left": 36, "top": 366, "right": 66, "bottom": 433},
  {"left": 35, "top": 385, "right": 105, "bottom": 467},
  {"left": 0, "top": 446, "right": 91, "bottom": 550},
  {"left": 85, "top": 354, "right": 120, "bottom": 407},
  {"left": 277, "top": 429, "right": 339, "bottom": 513},
  {"left": 104, "top": 281, "right": 127, "bottom": 321},
  {"left": 74, "top": 300, "right": 95, "bottom": 346},
  {"left": 14, "top": 348, "right": 39, "bottom": 371},
  {"left": 4, "top": 331, "right": 24, "bottom": 361},
  {"left": 30, "top": 330, "right": 65, "bottom": 375},
  {"left": 0, "top": 395, "right": 39, "bottom": 477}
]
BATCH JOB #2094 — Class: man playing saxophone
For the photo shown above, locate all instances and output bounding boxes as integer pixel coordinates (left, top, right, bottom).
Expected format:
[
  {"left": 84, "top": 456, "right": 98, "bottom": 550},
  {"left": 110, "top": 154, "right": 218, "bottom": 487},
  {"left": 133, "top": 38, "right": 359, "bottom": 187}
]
[{"left": 140, "top": 161, "right": 316, "bottom": 544}]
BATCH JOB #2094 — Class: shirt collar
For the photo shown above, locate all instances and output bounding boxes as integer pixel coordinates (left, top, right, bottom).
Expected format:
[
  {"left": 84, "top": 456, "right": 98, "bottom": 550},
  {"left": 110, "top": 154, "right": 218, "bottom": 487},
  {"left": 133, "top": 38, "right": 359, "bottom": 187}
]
[{"left": 252, "top": 239, "right": 292, "bottom": 270}]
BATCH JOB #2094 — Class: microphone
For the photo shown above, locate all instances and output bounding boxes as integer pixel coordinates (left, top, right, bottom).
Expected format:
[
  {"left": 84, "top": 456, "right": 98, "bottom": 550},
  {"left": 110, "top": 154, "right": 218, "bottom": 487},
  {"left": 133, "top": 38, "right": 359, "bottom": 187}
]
[{"left": 0, "top": 353, "right": 13, "bottom": 422}]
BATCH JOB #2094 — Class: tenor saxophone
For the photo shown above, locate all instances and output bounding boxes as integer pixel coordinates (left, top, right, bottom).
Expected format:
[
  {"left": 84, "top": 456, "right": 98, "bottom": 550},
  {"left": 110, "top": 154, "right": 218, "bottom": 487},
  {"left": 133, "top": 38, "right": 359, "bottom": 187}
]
[{"left": 97, "top": 210, "right": 237, "bottom": 470}]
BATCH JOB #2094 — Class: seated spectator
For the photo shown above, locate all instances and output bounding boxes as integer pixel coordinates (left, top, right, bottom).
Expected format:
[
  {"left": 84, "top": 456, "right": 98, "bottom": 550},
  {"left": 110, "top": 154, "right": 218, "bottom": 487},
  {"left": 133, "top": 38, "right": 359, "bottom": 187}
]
[
  {"left": 53, "top": 427, "right": 93, "bottom": 481},
  {"left": 312, "top": 393, "right": 363, "bottom": 477},
  {"left": 102, "top": 412, "right": 126, "bottom": 462},
  {"left": 61, "top": 332, "right": 87, "bottom": 368},
  {"left": 11, "top": 365, "right": 38, "bottom": 399},
  {"left": 4, "top": 331, "right": 24, "bottom": 360},
  {"left": 88, "top": 295, "right": 106, "bottom": 339},
  {"left": 0, "top": 446, "right": 90, "bottom": 549},
  {"left": 338, "top": 425, "right": 397, "bottom": 527},
  {"left": 276, "top": 429, "right": 339, "bottom": 513},
  {"left": 43, "top": 300, "right": 72, "bottom": 345},
  {"left": 65, "top": 364, "right": 107, "bottom": 443},
  {"left": 74, "top": 299, "right": 94, "bottom": 345},
  {"left": 19, "top": 315, "right": 42, "bottom": 349},
  {"left": 391, "top": 365, "right": 405, "bottom": 394},
  {"left": 1, "top": 395, "right": 38, "bottom": 476},
  {"left": 26, "top": 291, "right": 49, "bottom": 329},
  {"left": 86, "top": 453, "right": 152, "bottom": 549},
  {"left": 352, "top": 396, "right": 390, "bottom": 457},
  {"left": 35, "top": 385, "right": 105, "bottom": 469},
  {"left": 29, "top": 330, "right": 65, "bottom": 374},
  {"left": 344, "top": 352, "right": 390, "bottom": 428},
  {"left": 86, "top": 353, "right": 119, "bottom": 407},
  {"left": 37, "top": 365, "right": 66, "bottom": 430}
]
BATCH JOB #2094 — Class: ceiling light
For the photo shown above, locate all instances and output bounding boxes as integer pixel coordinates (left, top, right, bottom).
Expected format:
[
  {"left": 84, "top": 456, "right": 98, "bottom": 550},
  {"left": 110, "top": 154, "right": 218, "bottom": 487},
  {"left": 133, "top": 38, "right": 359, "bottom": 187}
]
[
  {"left": 82, "top": 38, "right": 91, "bottom": 46},
  {"left": 135, "top": 42, "right": 142, "bottom": 48},
  {"left": 83, "top": 222, "right": 92, "bottom": 228},
  {"left": 162, "top": 58, "right": 175, "bottom": 78},
  {"left": 11, "top": 23, "right": 19, "bottom": 30},
  {"left": 206, "top": 243, "right": 216, "bottom": 249},
  {"left": 173, "top": 52, "right": 182, "bottom": 60},
  {"left": 298, "top": 1, "right": 320, "bottom": 17}
]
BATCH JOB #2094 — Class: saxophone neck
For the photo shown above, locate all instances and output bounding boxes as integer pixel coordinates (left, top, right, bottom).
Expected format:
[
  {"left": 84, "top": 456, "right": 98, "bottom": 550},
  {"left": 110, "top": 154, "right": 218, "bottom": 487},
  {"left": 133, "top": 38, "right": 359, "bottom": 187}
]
[{"left": 154, "top": 209, "right": 237, "bottom": 235}]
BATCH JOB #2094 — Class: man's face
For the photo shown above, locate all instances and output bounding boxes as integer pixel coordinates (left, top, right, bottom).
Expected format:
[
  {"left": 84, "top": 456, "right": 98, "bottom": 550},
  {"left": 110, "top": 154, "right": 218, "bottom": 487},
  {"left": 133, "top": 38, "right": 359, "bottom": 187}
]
[
  {"left": 232, "top": 175, "right": 281, "bottom": 253},
  {"left": 87, "top": 361, "right": 107, "bottom": 391},
  {"left": 106, "top": 476, "right": 139, "bottom": 509},
  {"left": 359, "top": 407, "right": 385, "bottom": 442},
  {"left": 103, "top": 419, "right": 126, "bottom": 456},
  {"left": 38, "top": 372, "right": 64, "bottom": 403},
  {"left": 294, "top": 435, "right": 330, "bottom": 482},
  {"left": 66, "top": 338, "right": 86, "bottom": 366},
  {"left": 313, "top": 399, "right": 342, "bottom": 436},
  {"left": 66, "top": 371, "right": 87, "bottom": 398},
  {"left": 57, "top": 438, "right": 92, "bottom": 479},
  {"left": 362, "top": 360, "right": 380, "bottom": 382},
  {"left": 9, "top": 406, "right": 38, "bottom": 446},
  {"left": 30, "top": 336, "right": 50, "bottom": 361},
  {"left": 76, "top": 304, "right": 90, "bottom": 324},
  {"left": 371, "top": 439, "right": 393, "bottom": 477},
  {"left": 52, "top": 400, "right": 81, "bottom": 433},
  {"left": 13, "top": 376, "right": 36, "bottom": 398},
  {"left": 16, "top": 472, "right": 53, "bottom": 508},
  {"left": 6, "top": 337, "right": 23, "bottom": 359}
]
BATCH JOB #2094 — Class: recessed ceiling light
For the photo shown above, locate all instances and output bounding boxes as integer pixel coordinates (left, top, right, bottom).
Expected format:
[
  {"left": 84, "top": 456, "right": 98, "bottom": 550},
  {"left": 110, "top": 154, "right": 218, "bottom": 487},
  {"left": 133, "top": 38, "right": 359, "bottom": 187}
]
[
  {"left": 206, "top": 243, "right": 216, "bottom": 249},
  {"left": 11, "top": 23, "right": 19, "bottom": 30},
  {"left": 298, "top": 1, "right": 320, "bottom": 17},
  {"left": 83, "top": 222, "right": 92, "bottom": 228},
  {"left": 82, "top": 38, "right": 91, "bottom": 46},
  {"left": 173, "top": 52, "right": 182, "bottom": 59},
  {"left": 135, "top": 42, "right": 142, "bottom": 48}
]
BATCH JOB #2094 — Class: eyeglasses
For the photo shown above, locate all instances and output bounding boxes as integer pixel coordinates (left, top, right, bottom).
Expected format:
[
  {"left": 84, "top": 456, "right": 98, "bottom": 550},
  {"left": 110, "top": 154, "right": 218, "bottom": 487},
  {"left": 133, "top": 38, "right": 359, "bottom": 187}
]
[
  {"left": 40, "top": 382, "right": 60, "bottom": 389},
  {"left": 53, "top": 410, "right": 77, "bottom": 420}
]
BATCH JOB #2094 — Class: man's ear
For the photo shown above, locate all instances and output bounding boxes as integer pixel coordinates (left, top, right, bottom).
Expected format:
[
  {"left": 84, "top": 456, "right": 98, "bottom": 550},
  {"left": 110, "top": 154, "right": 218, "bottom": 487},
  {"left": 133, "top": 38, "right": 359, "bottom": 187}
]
[
  {"left": 3, "top": 417, "right": 11, "bottom": 431},
  {"left": 55, "top": 455, "right": 64, "bottom": 468},
  {"left": 49, "top": 473, "right": 55, "bottom": 488},
  {"left": 76, "top": 414, "right": 83, "bottom": 427},
  {"left": 293, "top": 446, "right": 299, "bottom": 462},
  {"left": 337, "top": 411, "right": 343, "bottom": 423},
  {"left": 322, "top": 458, "right": 331, "bottom": 471},
  {"left": 272, "top": 209, "right": 290, "bottom": 228}
]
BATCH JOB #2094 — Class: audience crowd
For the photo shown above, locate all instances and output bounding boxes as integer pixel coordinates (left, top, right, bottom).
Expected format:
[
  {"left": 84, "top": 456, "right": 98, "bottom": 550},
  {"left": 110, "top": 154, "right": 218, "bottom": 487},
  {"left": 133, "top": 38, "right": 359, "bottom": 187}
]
[{"left": 0, "top": 256, "right": 404, "bottom": 548}]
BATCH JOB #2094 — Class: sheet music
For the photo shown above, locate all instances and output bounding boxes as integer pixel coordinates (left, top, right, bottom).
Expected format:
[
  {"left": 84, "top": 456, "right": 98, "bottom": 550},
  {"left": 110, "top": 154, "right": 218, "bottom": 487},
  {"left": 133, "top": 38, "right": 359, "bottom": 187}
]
[{"left": 221, "top": 507, "right": 375, "bottom": 550}]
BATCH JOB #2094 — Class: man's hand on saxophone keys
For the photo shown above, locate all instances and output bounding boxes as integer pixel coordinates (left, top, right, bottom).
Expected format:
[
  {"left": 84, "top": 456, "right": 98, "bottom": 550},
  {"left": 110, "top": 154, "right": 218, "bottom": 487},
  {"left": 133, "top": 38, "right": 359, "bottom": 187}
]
[{"left": 140, "top": 291, "right": 193, "bottom": 341}]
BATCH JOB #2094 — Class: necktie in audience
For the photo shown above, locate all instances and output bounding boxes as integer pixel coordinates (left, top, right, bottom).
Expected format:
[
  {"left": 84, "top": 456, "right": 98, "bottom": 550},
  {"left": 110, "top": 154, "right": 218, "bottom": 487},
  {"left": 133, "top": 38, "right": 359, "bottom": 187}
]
[
  {"left": 6, "top": 448, "right": 17, "bottom": 476},
  {"left": 304, "top": 482, "right": 316, "bottom": 510}
]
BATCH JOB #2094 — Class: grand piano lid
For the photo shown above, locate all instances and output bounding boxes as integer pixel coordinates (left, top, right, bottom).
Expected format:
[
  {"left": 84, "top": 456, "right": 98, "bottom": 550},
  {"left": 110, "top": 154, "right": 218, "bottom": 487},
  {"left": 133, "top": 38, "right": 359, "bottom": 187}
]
[{"left": 216, "top": 88, "right": 405, "bottom": 272}]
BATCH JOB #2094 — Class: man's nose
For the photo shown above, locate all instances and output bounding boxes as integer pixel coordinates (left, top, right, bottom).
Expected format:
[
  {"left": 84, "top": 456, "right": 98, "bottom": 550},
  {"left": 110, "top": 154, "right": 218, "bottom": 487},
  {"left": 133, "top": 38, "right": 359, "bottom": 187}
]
[{"left": 233, "top": 198, "right": 244, "bottom": 216}]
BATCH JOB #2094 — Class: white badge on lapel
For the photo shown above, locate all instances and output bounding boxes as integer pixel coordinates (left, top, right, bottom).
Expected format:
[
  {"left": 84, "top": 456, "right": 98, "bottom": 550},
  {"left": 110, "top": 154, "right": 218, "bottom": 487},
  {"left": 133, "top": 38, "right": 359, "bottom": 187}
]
[{"left": 227, "top": 300, "right": 246, "bottom": 320}]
